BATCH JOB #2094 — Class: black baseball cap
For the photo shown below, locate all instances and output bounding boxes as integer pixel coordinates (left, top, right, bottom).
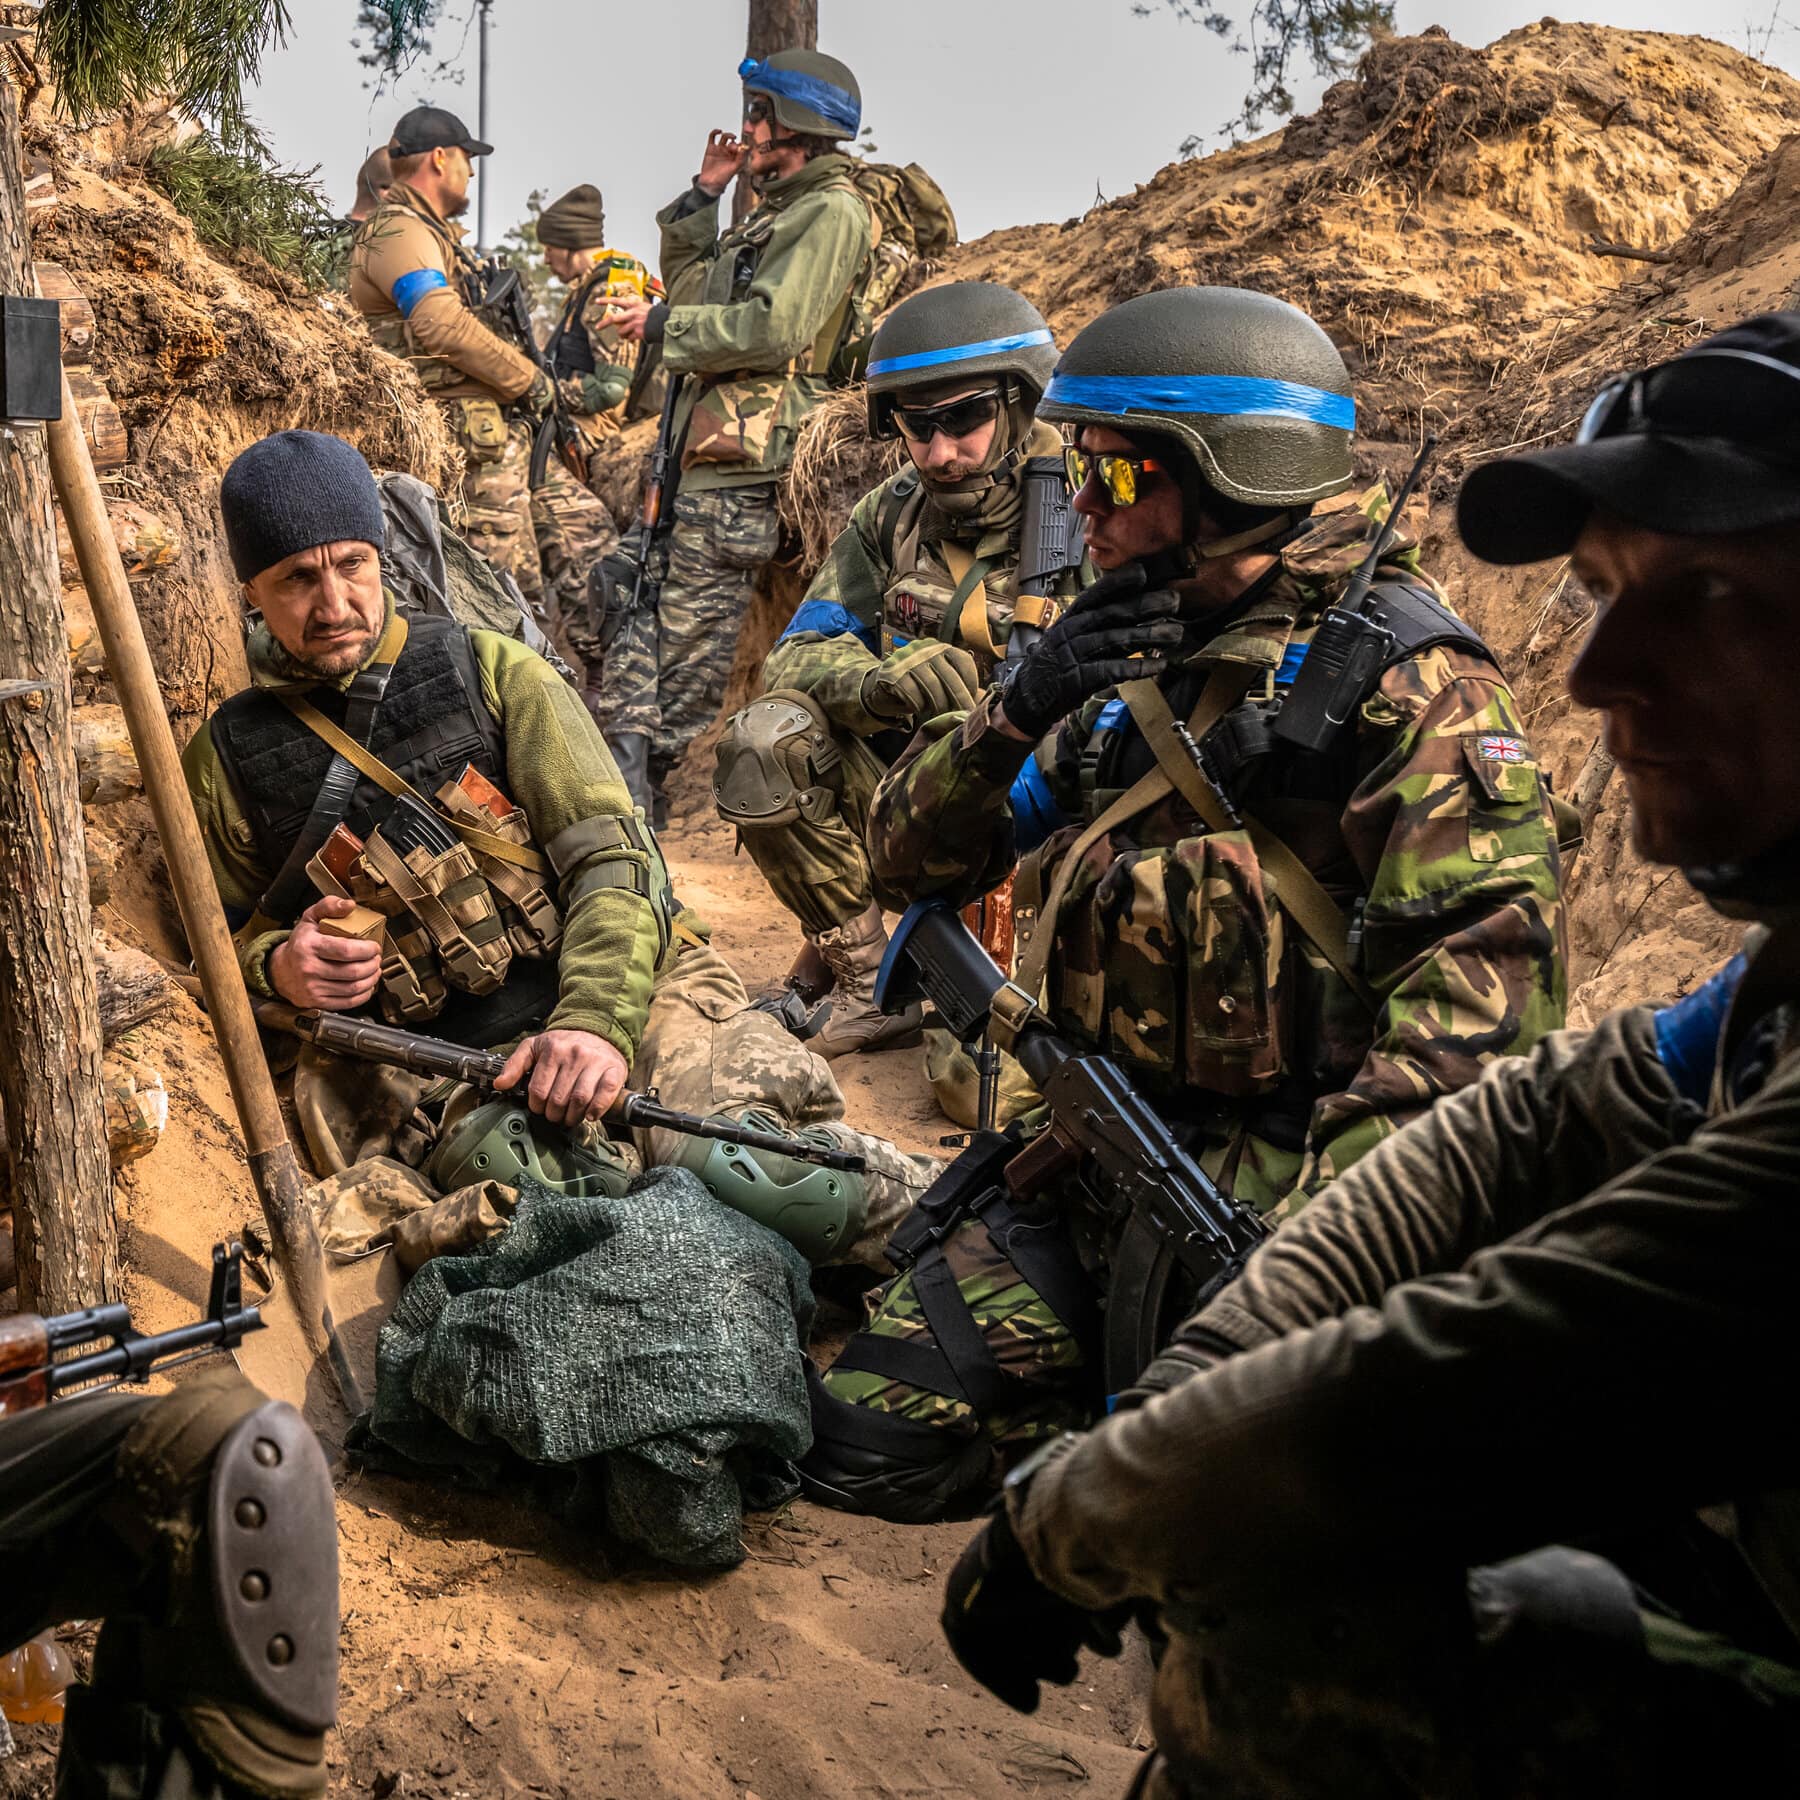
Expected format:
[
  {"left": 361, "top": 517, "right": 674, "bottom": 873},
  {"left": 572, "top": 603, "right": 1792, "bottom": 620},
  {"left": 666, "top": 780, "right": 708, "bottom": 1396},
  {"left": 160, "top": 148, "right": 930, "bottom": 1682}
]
[
  {"left": 1458, "top": 312, "right": 1800, "bottom": 565},
  {"left": 388, "top": 105, "right": 492, "bottom": 158}
]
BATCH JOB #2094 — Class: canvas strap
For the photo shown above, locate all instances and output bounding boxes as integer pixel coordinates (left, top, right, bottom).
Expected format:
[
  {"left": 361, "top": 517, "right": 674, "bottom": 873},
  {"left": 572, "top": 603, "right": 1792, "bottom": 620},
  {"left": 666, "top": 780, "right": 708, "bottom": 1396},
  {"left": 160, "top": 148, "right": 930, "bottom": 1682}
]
[
  {"left": 941, "top": 541, "right": 999, "bottom": 662},
  {"left": 275, "top": 693, "right": 551, "bottom": 875}
]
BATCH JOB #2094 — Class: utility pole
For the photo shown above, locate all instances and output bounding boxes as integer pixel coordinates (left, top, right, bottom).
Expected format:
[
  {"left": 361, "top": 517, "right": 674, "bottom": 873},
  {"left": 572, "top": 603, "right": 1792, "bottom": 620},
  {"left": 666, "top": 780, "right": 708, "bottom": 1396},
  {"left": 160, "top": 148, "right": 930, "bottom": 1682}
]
[
  {"left": 476, "top": 0, "right": 493, "bottom": 251},
  {"left": 0, "top": 71, "right": 118, "bottom": 1314}
]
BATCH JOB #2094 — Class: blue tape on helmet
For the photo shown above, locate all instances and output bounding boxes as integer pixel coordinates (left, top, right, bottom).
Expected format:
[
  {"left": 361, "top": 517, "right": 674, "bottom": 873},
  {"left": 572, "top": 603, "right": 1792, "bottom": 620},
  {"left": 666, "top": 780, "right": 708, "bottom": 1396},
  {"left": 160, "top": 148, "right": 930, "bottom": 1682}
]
[
  {"left": 777, "top": 598, "right": 878, "bottom": 653},
  {"left": 1010, "top": 755, "right": 1066, "bottom": 854},
  {"left": 866, "top": 329, "right": 1056, "bottom": 379},
  {"left": 1653, "top": 952, "right": 1747, "bottom": 1106},
  {"left": 392, "top": 266, "right": 449, "bottom": 318},
  {"left": 1043, "top": 372, "right": 1355, "bottom": 431},
  {"left": 738, "top": 56, "right": 861, "bottom": 135}
]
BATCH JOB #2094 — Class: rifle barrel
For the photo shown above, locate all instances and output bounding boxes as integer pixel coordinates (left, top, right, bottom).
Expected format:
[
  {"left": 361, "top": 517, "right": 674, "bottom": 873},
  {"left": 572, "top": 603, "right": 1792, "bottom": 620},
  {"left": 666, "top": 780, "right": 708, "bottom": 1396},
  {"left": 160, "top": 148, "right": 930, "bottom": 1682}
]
[{"left": 615, "top": 1096, "right": 868, "bottom": 1173}]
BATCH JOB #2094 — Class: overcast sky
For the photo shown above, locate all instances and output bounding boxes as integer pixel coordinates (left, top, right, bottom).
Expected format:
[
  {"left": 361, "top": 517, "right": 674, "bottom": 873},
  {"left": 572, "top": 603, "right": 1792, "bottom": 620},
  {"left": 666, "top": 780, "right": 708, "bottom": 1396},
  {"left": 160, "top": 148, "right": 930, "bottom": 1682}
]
[{"left": 245, "top": 2, "right": 1797, "bottom": 252}]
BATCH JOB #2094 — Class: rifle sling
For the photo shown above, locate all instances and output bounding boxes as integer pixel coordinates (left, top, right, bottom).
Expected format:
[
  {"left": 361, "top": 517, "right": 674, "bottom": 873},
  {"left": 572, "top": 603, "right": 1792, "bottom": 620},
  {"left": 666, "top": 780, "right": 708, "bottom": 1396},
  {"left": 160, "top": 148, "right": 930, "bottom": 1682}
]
[
  {"left": 997, "top": 665, "right": 1252, "bottom": 1052},
  {"left": 940, "top": 542, "right": 998, "bottom": 662},
  {"left": 275, "top": 694, "right": 551, "bottom": 875},
  {"left": 257, "top": 611, "right": 410, "bottom": 921},
  {"left": 1119, "top": 677, "right": 1377, "bottom": 1015}
]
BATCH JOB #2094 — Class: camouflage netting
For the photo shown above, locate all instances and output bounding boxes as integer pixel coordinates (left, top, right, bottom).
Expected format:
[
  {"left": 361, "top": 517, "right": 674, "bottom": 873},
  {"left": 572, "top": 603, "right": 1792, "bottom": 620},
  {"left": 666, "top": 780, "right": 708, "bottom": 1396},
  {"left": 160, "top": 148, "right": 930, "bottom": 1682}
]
[{"left": 356, "top": 1169, "right": 815, "bottom": 1570}]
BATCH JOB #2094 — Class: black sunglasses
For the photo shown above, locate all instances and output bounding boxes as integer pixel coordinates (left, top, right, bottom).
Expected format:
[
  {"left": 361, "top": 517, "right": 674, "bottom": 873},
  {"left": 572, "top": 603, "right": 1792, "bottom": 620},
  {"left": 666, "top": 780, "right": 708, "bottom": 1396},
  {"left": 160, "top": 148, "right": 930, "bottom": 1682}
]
[
  {"left": 891, "top": 388, "right": 1003, "bottom": 444},
  {"left": 1578, "top": 347, "right": 1800, "bottom": 449}
]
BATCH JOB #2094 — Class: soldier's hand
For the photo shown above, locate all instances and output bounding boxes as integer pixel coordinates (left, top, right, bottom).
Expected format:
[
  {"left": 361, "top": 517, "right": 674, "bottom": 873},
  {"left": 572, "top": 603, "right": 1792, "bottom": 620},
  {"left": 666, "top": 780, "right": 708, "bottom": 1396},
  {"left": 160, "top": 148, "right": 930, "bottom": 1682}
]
[
  {"left": 861, "top": 641, "right": 982, "bottom": 727},
  {"left": 269, "top": 897, "right": 383, "bottom": 1011},
  {"left": 697, "top": 128, "right": 749, "bottom": 196},
  {"left": 605, "top": 295, "right": 657, "bottom": 343},
  {"left": 494, "top": 1028, "right": 629, "bottom": 1127},
  {"left": 940, "top": 1505, "right": 1128, "bottom": 1714},
  {"left": 518, "top": 369, "right": 555, "bottom": 419},
  {"left": 992, "top": 565, "right": 1181, "bottom": 741}
]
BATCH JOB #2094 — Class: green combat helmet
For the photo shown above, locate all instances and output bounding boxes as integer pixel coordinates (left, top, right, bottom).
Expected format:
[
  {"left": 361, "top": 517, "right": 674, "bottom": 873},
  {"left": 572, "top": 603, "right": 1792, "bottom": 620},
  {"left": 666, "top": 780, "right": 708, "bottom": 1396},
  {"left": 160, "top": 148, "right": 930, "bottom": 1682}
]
[
  {"left": 1037, "top": 285, "right": 1356, "bottom": 510},
  {"left": 668, "top": 1109, "right": 867, "bottom": 1264},
  {"left": 865, "top": 281, "right": 1059, "bottom": 516},
  {"left": 425, "top": 1095, "right": 633, "bottom": 1200},
  {"left": 739, "top": 48, "right": 862, "bottom": 140}
]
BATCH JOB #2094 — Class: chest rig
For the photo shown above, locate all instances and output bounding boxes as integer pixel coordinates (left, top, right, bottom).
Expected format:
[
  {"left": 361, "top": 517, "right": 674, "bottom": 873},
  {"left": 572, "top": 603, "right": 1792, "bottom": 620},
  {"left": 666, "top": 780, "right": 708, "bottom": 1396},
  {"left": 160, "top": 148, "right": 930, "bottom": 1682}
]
[{"left": 212, "top": 616, "right": 569, "bottom": 1045}]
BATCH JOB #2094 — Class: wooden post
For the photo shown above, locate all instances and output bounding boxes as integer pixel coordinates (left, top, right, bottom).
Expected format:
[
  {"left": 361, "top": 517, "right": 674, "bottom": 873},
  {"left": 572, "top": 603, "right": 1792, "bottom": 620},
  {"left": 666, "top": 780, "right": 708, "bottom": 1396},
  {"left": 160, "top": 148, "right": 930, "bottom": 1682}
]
[{"left": 0, "top": 72, "right": 117, "bottom": 1313}]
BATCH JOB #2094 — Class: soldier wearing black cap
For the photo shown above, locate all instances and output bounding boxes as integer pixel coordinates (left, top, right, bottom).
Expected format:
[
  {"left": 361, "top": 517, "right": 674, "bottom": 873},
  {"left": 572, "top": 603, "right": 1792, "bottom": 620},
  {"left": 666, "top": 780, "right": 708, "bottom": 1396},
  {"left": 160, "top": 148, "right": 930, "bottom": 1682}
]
[
  {"left": 934, "top": 313, "right": 1800, "bottom": 1796},
  {"left": 348, "top": 106, "right": 556, "bottom": 609}
]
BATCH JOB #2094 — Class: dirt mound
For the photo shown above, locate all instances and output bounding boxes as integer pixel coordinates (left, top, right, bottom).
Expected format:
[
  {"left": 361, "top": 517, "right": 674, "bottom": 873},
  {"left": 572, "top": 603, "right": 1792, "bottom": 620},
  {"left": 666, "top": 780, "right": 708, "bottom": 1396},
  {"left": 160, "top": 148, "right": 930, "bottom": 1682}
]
[{"left": 934, "top": 21, "right": 1799, "bottom": 442}]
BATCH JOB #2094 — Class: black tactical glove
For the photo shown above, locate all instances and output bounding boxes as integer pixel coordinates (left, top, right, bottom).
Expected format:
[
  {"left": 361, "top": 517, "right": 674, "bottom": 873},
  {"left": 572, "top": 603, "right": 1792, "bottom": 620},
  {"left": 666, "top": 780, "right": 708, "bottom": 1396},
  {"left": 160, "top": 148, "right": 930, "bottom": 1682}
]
[
  {"left": 860, "top": 640, "right": 983, "bottom": 727},
  {"left": 940, "top": 1503, "right": 1128, "bottom": 1714},
  {"left": 991, "top": 564, "right": 1182, "bottom": 741}
]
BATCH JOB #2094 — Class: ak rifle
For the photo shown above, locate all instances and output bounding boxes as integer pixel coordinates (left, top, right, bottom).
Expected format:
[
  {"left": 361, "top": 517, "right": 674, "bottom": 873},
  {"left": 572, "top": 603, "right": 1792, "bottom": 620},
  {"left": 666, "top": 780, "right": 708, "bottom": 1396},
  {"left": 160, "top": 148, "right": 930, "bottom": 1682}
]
[
  {"left": 593, "top": 363, "right": 689, "bottom": 640},
  {"left": 477, "top": 259, "right": 584, "bottom": 491},
  {"left": 874, "top": 900, "right": 1269, "bottom": 1393},
  {"left": 230, "top": 988, "right": 866, "bottom": 1175},
  {"left": 0, "top": 1242, "right": 262, "bottom": 1419}
]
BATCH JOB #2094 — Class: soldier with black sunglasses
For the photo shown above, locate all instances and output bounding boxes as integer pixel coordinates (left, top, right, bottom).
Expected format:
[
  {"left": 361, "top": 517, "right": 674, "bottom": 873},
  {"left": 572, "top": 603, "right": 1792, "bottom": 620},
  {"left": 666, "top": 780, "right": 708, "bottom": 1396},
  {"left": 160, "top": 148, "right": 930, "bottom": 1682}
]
[{"left": 715, "top": 280, "right": 1087, "bottom": 1062}]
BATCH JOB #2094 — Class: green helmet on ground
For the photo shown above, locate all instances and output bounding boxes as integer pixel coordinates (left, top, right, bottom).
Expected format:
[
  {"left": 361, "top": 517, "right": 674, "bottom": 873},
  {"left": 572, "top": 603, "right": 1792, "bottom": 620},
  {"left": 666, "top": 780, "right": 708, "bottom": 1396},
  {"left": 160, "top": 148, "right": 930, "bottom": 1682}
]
[
  {"left": 667, "top": 1109, "right": 866, "bottom": 1265},
  {"left": 425, "top": 1096, "right": 632, "bottom": 1200},
  {"left": 1037, "top": 286, "right": 1356, "bottom": 509},
  {"left": 739, "top": 49, "right": 862, "bottom": 141},
  {"left": 864, "top": 281, "right": 1059, "bottom": 439}
]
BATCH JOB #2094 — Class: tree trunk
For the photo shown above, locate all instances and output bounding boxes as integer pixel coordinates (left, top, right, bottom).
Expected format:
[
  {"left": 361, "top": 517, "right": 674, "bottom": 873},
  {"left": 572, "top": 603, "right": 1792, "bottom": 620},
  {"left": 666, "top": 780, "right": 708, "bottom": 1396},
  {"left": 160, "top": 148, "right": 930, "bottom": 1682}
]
[
  {"left": 0, "top": 77, "right": 117, "bottom": 1313},
  {"left": 735, "top": 0, "right": 821, "bottom": 222}
]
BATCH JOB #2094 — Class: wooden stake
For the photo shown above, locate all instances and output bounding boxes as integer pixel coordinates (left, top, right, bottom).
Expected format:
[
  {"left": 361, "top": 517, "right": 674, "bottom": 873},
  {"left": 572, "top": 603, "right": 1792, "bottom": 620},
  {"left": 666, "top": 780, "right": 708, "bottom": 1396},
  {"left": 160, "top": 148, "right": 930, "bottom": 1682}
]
[
  {"left": 44, "top": 371, "right": 364, "bottom": 1412},
  {"left": 0, "top": 73, "right": 117, "bottom": 1315}
]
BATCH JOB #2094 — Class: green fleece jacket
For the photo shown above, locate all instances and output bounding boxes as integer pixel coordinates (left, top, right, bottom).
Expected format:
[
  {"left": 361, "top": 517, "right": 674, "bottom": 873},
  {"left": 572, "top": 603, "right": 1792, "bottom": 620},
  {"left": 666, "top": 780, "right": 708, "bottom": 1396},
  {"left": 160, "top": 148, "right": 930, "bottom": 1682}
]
[{"left": 182, "top": 603, "right": 667, "bottom": 1062}]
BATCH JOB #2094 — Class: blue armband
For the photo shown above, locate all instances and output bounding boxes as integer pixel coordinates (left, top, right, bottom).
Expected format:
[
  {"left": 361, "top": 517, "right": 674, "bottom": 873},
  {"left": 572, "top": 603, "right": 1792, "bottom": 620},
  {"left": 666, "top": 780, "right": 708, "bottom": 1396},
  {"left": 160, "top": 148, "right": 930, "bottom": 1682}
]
[
  {"left": 1652, "top": 953, "right": 1747, "bottom": 1106},
  {"left": 777, "top": 599, "right": 879, "bottom": 653},
  {"left": 391, "top": 267, "right": 449, "bottom": 318},
  {"left": 1010, "top": 754, "right": 1066, "bottom": 854}
]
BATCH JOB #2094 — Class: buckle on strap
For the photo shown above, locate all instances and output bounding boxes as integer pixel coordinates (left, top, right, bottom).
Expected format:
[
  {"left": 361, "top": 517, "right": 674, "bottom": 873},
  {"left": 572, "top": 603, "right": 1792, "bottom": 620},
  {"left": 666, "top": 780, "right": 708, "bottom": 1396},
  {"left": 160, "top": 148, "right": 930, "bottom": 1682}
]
[{"left": 985, "top": 977, "right": 1040, "bottom": 1054}]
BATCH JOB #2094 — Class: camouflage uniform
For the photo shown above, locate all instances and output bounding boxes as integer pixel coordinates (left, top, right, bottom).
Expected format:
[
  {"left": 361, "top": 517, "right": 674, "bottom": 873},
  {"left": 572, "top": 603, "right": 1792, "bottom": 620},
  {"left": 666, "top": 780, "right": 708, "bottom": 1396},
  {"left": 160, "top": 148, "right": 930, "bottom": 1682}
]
[
  {"left": 537, "top": 249, "right": 662, "bottom": 680},
  {"left": 626, "top": 153, "right": 873, "bottom": 773},
  {"left": 735, "top": 420, "right": 1079, "bottom": 935},
  {"left": 814, "top": 492, "right": 1568, "bottom": 1500},
  {"left": 348, "top": 182, "right": 549, "bottom": 604}
]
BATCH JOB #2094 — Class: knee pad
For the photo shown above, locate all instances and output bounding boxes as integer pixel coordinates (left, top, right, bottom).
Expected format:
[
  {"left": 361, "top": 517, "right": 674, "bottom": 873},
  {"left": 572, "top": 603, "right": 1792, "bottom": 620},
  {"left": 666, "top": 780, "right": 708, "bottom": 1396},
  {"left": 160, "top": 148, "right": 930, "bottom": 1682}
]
[
  {"left": 1469, "top": 1547, "right": 1645, "bottom": 1656},
  {"left": 207, "top": 1401, "right": 339, "bottom": 1736},
  {"left": 669, "top": 1108, "right": 867, "bottom": 1264},
  {"left": 713, "top": 690, "right": 841, "bottom": 829}
]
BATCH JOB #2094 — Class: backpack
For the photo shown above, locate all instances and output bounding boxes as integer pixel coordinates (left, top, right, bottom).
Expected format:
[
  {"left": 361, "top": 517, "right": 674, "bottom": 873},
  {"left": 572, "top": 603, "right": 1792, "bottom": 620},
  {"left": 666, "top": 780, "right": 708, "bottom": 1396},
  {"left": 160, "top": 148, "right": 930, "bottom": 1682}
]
[{"left": 828, "top": 160, "right": 959, "bottom": 384}]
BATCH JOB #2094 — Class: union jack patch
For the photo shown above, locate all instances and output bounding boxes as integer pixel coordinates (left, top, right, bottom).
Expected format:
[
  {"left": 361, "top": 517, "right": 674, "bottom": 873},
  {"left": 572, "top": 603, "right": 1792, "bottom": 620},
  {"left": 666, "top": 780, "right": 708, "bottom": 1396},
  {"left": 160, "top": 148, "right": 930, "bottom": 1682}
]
[{"left": 1476, "top": 734, "right": 1526, "bottom": 764}]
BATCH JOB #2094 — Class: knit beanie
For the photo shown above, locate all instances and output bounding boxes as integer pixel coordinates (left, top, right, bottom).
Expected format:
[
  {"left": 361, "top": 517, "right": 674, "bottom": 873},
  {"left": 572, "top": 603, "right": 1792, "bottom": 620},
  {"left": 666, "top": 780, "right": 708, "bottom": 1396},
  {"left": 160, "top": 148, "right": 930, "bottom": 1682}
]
[
  {"left": 537, "top": 183, "right": 606, "bottom": 249},
  {"left": 220, "top": 431, "right": 387, "bottom": 581}
]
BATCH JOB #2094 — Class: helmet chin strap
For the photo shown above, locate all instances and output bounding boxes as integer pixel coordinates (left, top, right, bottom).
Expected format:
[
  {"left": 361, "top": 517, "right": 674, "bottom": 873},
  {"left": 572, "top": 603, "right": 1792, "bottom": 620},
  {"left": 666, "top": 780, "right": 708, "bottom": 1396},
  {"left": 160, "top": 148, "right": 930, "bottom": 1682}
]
[{"left": 1194, "top": 510, "right": 1298, "bottom": 560}]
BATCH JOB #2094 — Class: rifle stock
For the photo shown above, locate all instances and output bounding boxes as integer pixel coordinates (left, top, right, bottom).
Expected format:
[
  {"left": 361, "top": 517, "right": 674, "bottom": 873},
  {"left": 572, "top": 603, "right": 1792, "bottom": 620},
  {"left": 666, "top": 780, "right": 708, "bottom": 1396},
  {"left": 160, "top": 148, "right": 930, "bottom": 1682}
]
[{"left": 875, "top": 900, "right": 1269, "bottom": 1391}]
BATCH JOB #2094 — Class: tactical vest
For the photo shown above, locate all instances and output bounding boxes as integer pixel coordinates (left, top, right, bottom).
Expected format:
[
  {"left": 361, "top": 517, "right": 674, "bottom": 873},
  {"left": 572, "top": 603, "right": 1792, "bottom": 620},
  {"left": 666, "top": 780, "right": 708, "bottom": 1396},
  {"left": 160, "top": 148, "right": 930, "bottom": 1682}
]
[
  {"left": 870, "top": 473, "right": 1076, "bottom": 679},
  {"left": 1022, "top": 581, "right": 1509, "bottom": 1137},
  {"left": 212, "top": 616, "right": 565, "bottom": 1046}
]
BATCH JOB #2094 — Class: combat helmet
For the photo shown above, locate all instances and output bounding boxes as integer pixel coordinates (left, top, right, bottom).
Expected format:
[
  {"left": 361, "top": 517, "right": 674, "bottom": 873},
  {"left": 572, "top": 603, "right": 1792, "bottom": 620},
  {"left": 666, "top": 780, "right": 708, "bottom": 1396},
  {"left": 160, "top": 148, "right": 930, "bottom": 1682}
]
[
  {"left": 739, "top": 49, "right": 861, "bottom": 141},
  {"left": 425, "top": 1093, "right": 632, "bottom": 1200},
  {"left": 865, "top": 282, "right": 1058, "bottom": 438},
  {"left": 1038, "top": 286, "right": 1356, "bottom": 510}
]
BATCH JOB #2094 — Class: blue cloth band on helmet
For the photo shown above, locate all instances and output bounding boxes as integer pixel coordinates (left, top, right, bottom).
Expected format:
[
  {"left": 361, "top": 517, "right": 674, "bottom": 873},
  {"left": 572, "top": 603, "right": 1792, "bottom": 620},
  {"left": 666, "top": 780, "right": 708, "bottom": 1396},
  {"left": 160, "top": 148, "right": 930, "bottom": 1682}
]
[
  {"left": 392, "top": 267, "right": 449, "bottom": 318},
  {"left": 866, "top": 329, "right": 1056, "bottom": 379},
  {"left": 1043, "top": 372, "right": 1355, "bottom": 431},
  {"left": 738, "top": 57, "right": 861, "bottom": 134},
  {"left": 778, "top": 598, "right": 879, "bottom": 653},
  {"left": 1653, "top": 952, "right": 1746, "bottom": 1106},
  {"left": 1009, "top": 755, "right": 1065, "bottom": 854}
]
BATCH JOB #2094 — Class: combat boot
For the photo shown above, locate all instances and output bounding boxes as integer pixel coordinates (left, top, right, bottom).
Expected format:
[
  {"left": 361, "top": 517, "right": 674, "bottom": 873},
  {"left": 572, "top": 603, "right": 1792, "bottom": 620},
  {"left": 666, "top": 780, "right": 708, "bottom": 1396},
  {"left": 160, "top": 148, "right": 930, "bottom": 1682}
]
[
  {"left": 610, "top": 731, "right": 654, "bottom": 819},
  {"left": 809, "top": 903, "right": 923, "bottom": 1060}
]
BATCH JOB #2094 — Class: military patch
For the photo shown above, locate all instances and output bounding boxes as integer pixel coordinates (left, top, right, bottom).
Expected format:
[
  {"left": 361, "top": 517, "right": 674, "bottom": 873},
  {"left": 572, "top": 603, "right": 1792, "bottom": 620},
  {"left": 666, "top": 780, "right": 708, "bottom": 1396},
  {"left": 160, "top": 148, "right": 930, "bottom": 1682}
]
[
  {"left": 1476, "top": 734, "right": 1526, "bottom": 764},
  {"left": 889, "top": 589, "right": 923, "bottom": 641}
]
